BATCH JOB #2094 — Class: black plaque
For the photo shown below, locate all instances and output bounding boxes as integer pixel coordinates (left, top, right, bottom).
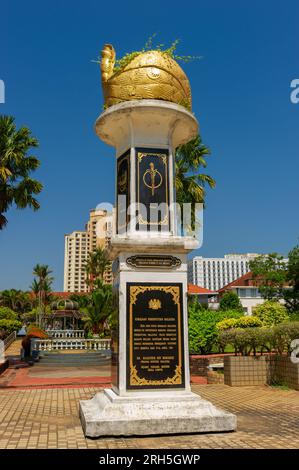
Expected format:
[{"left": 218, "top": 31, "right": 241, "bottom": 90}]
[
  {"left": 126, "top": 282, "right": 185, "bottom": 389},
  {"left": 116, "top": 150, "right": 130, "bottom": 234},
  {"left": 136, "top": 148, "right": 169, "bottom": 231},
  {"left": 126, "top": 255, "right": 181, "bottom": 269}
]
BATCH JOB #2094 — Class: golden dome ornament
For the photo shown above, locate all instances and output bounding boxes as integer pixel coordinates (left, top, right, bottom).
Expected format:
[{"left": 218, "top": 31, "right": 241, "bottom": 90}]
[{"left": 100, "top": 44, "right": 192, "bottom": 110}]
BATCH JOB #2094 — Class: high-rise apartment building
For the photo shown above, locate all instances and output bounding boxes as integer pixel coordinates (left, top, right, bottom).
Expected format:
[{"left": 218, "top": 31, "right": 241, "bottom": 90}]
[
  {"left": 188, "top": 253, "right": 260, "bottom": 291},
  {"left": 63, "top": 209, "right": 113, "bottom": 292}
]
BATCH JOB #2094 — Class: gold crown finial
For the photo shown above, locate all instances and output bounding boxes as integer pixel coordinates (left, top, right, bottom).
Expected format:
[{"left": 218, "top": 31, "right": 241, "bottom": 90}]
[{"left": 100, "top": 45, "right": 192, "bottom": 110}]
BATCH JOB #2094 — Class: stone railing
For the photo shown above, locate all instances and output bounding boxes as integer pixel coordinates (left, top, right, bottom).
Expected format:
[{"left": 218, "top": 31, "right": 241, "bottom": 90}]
[
  {"left": 3, "top": 331, "right": 17, "bottom": 350},
  {"left": 32, "top": 338, "right": 111, "bottom": 351},
  {"left": 46, "top": 330, "right": 85, "bottom": 339}
]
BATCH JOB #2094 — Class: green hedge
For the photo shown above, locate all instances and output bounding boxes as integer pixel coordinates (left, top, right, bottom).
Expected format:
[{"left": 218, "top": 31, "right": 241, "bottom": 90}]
[{"left": 218, "top": 321, "right": 299, "bottom": 356}]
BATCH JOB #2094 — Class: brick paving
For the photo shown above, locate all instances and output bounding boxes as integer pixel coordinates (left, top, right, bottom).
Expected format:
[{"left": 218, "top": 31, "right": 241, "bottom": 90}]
[{"left": 0, "top": 384, "right": 298, "bottom": 449}]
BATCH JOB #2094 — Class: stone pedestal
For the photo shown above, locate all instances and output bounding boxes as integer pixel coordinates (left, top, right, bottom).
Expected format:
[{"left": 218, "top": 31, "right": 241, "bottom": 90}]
[
  {"left": 80, "top": 389, "right": 235, "bottom": 437},
  {"left": 79, "top": 99, "right": 236, "bottom": 436}
]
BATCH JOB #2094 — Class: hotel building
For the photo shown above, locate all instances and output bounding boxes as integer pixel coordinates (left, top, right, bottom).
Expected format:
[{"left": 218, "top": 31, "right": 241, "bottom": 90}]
[
  {"left": 63, "top": 208, "right": 113, "bottom": 292},
  {"left": 188, "top": 253, "right": 260, "bottom": 291}
]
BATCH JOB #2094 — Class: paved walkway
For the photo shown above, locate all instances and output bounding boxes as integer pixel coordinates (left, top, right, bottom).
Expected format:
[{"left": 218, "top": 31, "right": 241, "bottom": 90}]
[
  {"left": 4, "top": 339, "right": 22, "bottom": 357},
  {"left": 0, "top": 384, "right": 298, "bottom": 448}
]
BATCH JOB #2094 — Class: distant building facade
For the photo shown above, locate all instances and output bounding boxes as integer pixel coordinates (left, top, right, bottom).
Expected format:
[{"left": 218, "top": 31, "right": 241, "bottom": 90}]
[
  {"left": 63, "top": 208, "right": 113, "bottom": 292},
  {"left": 188, "top": 253, "right": 260, "bottom": 291}
]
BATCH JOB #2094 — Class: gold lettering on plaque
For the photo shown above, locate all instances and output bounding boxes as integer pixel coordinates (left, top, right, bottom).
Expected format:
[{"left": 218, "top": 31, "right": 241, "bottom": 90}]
[{"left": 129, "top": 285, "right": 182, "bottom": 387}]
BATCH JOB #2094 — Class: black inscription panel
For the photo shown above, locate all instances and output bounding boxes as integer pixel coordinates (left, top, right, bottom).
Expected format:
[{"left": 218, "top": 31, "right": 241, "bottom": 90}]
[
  {"left": 126, "top": 282, "right": 185, "bottom": 389},
  {"left": 116, "top": 150, "right": 130, "bottom": 234},
  {"left": 136, "top": 148, "right": 169, "bottom": 231},
  {"left": 126, "top": 255, "right": 181, "bottom": 269}
]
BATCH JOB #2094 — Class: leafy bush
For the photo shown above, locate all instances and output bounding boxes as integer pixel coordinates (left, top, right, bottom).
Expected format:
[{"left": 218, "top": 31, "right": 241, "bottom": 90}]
[
  {"left": 218, "top": 327, "right": 273, "bottom": 355},
  {"left": 188, "top": 302, "right": 243, "bottom": 354},
  {"left": 219, "top": 291, "right": 243, "bottom": 312},
  {"left": 272, "top": 321, "right": 299, "bottom": 355},
  {"left": 253, "top": 301, "right": 289, "bottom": 326},
  {"left": 0, "top": 319, "right": 22, "bottom": 338},
  {"left": 218, "top": 321, "right": 299, "bottom": 356},
  {"left": 216, "top": 316, "right": 263, "bottom": 331},
  {"left": 0, "top": 307, "right": 18, "bottom": 321}
]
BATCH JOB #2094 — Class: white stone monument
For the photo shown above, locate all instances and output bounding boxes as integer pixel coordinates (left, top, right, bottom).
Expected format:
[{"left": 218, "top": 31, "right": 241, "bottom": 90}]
[{"left": 79, "top": 45, "right": 236, "bottom": 437}]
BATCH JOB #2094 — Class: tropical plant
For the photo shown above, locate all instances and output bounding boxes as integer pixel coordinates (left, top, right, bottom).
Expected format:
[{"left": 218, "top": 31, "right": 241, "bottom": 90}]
[
  {"left": 84, "top": 247, "right": 111, "bottom": 290},
  {"left": 219, "top": 291, "right": 244, "bottom": 312},
  {"left": 82, "top": 282, "right": 112, "bottom": 334},
  {"left": 69, "top": 293, "right": 91, "bottom": 309},
  {"left": 0, "top": 115, "right": 43, "bottom": 229},
  {"left": 175, "top": 135, "right": 215, "bottom": 231},
  {"left": 31, "top": 264, "right": 53, "bottom": 325},
  {"left": 0, "top": 289, "right": 31, "bottom": 313},
  {"left": 253, "top": 301, "right": 289, "bottom": 327}
]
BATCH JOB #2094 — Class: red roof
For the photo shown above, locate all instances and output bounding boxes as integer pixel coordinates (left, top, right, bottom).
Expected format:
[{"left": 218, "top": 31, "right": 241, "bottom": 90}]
[
  {"left": 188, "top": 284, "right": 217, "bottom": 295},
  {"left": 219, "top": 272, "right": 256, "bottom": 292}
]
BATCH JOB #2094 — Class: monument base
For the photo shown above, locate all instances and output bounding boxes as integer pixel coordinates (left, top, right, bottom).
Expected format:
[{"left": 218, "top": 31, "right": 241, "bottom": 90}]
[{"left": 79, "top": 388, "right": 236, "bottom": 437}]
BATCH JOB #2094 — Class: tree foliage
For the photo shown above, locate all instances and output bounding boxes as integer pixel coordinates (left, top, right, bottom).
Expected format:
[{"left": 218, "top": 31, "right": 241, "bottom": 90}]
[
  {"left": 219, "top": 291, "right": 243, "bottom": 312},
  {"left": 249, "top": 253, "right": 288, "bottom": 300},
  {"left": 0, "top": 115, "right": 43, "bottom": 228}
]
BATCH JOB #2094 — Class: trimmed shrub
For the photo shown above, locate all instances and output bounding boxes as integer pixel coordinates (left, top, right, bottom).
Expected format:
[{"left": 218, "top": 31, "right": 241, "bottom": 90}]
[
  {"left": 253, "top": 301, "right": 289, "bottom": 326},
  {"left": 272, "top": 321, "right": 299, "bottom": 355},
  {"left": 218, "top": 327, "right": 273, "bottom": 356},
  {"left": 216, "top": 316, "right": 263, "bottom": 331},
  {"left": 218, "top": 321, "right": 299, "bottom": 356}
]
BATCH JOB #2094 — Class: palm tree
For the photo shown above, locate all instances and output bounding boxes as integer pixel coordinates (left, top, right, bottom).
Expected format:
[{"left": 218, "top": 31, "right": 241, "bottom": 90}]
[
  {"left": 175, "top": 135, "right": 216, "bottom": 231},
  {"left": 84, "top": 247, "right": 111, "bottom": 290},
  {"left": 0, "top": 115, "right": 43, "bottom": 229},
  {"left": 83, "top": 282, "right": 112, "bottom": 335},
  {"left": 0, "top": 289, "right": 31, "bottom": 314},
  {"left": 32, "top": 264, "right": 53, "bottom": 325}
]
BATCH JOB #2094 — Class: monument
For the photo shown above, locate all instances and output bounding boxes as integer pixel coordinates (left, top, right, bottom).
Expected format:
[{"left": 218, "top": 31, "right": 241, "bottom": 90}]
[{"left": 79, "top": 44, "right": 236, "bottom": 436}]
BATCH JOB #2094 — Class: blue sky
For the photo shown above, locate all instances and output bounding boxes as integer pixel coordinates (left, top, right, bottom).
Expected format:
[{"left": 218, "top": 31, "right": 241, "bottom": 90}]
[{"left": 0, "top": 0, "right": 298, "bottom": 291}]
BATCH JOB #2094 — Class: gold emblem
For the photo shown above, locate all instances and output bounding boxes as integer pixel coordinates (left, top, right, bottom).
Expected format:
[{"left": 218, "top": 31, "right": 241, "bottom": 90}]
[
  {"left": 148, "top": 298, "right": 161, "bottom": 310},
  {"left": 143, "top": 162, "right": 162, "bottom": 196},
  {"left": 118, "top": 169, "right": 127, "bottom": 193}
]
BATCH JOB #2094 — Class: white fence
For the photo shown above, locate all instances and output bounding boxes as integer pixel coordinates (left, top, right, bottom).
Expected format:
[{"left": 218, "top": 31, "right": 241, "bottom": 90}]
[
  {"left": 46, "top": 330, "right": 85, "bottom": 338},
  {"left": 32, "top": 338, "right": 111, "bottom": 351}
]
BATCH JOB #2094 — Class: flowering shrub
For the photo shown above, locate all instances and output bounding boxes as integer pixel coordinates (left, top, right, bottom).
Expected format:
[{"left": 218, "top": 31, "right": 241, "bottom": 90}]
[{"left": 216, "top": 316, "right": 263, "bottom": 331}]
